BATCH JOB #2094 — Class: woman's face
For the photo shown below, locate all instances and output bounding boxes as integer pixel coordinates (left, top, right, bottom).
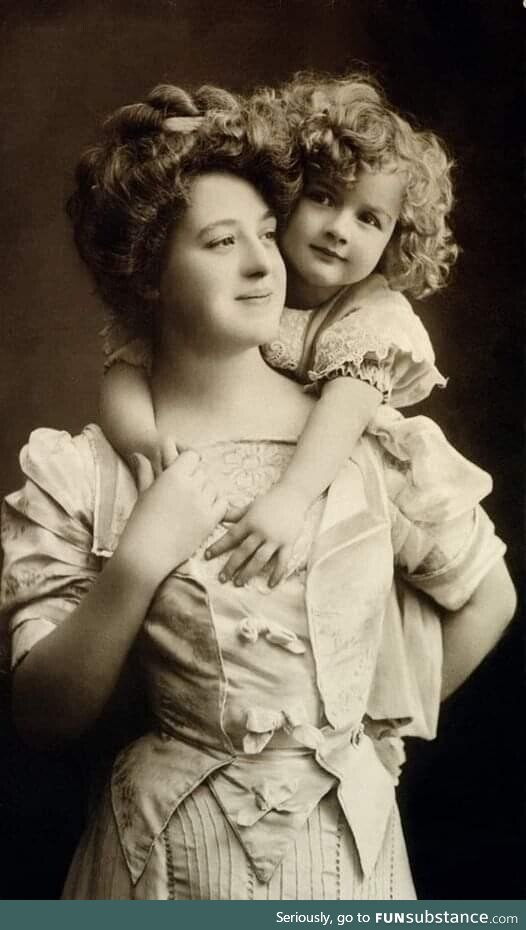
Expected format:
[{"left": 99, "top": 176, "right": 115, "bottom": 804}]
[{"left": 159, "top": 172, "right": 286, "bottom": 352}]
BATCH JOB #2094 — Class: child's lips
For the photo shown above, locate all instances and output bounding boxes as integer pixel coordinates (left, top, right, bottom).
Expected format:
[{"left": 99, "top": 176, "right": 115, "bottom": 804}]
[{"left": 310, "top": 244, "right": 347, "bottom": 261}]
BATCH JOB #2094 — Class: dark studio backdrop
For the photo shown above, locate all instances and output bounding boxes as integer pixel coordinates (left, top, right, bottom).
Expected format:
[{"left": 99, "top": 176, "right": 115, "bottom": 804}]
[{"left": 0, "top": 0, "right": 523, "bottom": 901}]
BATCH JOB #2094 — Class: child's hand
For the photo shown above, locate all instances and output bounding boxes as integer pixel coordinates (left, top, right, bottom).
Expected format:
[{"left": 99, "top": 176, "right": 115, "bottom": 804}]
[
  {"left": 118, "top": 447, "right": 227, "bottom": 588},
  {"left": 205, "top": 482, "right": 311, "bottom": 588}
]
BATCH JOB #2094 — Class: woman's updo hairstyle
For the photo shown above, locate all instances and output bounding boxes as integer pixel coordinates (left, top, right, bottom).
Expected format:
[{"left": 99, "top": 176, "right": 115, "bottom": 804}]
[
  {"left": 67, "top": 83, "right": 296, "bottom": 338},
  {"left": 279, "top": 71, "right": 459, "bottom": 297}
]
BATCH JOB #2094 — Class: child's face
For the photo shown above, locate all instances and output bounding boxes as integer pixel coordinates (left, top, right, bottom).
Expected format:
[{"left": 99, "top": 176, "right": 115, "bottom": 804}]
[{"left": 281, "top": 167, "right": 404, "bottom": 305}]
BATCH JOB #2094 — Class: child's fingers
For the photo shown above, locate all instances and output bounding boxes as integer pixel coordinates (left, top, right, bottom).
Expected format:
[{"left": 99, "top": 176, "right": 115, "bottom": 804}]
[
  {"left": 233, "top": 542, "right": 277, "bottom": 586},
  {"left": 218, "top": 534, "right": 262, "bottom": 583},
  {"left": 206, "top": 521, "right": 247, "bottom": 559},
  {"left": 212, "top": 495, "right": 229, "bottom": 522},
  {"left": 223, "top": 503, "right": 249, "bottom": 524},
  {"left": 131, "top": 453, "right": 155, "bottom": 494},
  {"left": 160, "top": 436, "right": 179, "bottom": 470},
  {"left": 269, "top": 546, "right": 293, "bottom": 588}
]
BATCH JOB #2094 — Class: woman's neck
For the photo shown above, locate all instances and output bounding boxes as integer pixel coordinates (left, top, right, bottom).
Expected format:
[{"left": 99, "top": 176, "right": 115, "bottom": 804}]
[{"left": 151, "top": 340, "right": 310, "bottom": 446}]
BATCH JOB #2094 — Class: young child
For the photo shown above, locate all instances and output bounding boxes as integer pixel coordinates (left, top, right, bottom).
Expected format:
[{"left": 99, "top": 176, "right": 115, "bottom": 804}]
[{"left": 100, "top": 71, "right": 492, "bottom": 587}]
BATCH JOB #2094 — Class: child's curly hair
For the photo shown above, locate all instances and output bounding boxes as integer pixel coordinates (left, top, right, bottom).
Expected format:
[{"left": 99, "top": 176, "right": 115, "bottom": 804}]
[
  {"left": 275, "top": 71, "right": 459, "bottom": 297},
  {"left": 67, "top": 83, "right": 298, "bottom": 338}
]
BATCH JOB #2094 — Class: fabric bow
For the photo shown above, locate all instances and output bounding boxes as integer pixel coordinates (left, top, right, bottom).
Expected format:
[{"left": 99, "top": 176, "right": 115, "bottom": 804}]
[
  {"left": 242, "top": 704, "right": 325, "bottom": 754},
  {"left": 237, "top": 617, "right": 306, "bottom": 654},
  {"left": 236, "top": 778, "right": 304, "bottom": 827}
]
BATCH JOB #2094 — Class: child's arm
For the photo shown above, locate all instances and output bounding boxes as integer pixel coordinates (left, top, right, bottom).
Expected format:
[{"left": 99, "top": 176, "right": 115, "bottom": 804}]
[
  {"left": 206, "top": 377, "right": 382, "bottom": 586},
  {"left": 100, "top": 362, "right": 162, "bottom": 475}
]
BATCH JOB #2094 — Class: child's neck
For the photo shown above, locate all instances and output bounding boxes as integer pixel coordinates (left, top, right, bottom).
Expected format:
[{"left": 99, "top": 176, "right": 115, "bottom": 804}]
[{"left": 286, "top": 270, "right": 342, "bottom": 310}]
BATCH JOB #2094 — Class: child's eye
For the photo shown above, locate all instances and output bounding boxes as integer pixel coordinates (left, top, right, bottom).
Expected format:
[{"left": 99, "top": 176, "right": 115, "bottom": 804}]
[
  {"left": 306, "top": 189, "right": 335, "bottom": 208},
  {"left": 360, "top": 212, "right": 381, "bottom": 229}
]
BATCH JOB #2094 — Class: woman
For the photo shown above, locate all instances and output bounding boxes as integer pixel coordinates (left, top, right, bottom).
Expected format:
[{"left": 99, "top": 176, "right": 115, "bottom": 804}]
[{"left": 0, "top": 83, "right": 515, "bottom": 900}]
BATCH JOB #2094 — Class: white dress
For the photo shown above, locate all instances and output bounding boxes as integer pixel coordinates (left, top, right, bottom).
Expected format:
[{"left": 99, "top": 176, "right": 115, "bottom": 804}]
[{"left": 0, "top": 427, "right": 505, "bottom": 900}]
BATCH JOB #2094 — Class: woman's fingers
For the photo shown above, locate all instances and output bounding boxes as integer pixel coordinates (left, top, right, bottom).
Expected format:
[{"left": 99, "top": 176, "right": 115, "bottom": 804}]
[
  {"left": 233, "top": 542, "right": 277, "bottom": 586},
  {"left": 150, "top": 446, "right": 164, "bottom": 479},
  {"left": 131, "top": 453, "right": 155, "bottom": 493},
  {"left": 269, "top": 546, "right": 292, "bottom": 588},
  {"left": 160, "top": 436, "right": 179, "bottom": 469},
  {"left": 174, "top": 448, "right": 201, "bottom": 476}
]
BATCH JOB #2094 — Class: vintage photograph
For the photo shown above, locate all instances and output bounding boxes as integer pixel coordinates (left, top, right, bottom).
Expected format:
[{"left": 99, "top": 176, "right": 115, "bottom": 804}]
[{"left": 0, "top": 0, "right": 522, "bottom": 902}]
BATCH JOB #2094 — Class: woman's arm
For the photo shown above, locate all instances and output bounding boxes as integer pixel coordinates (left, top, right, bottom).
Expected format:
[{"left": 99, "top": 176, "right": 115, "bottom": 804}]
[
  {"left": 440, "top": 558, "right": 516, "bottom": 700},
  {"left": 206, "top": 377, "right": 381, "bottom": 585},
  {"left": 12, "top": 450, "right": 226, "bottom": 748}
]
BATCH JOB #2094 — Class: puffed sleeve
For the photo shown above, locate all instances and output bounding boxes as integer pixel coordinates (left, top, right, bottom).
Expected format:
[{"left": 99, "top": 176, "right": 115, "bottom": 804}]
[
  {"left": 308, "top": 274, "right": 446, "bottom": 407},
  {"left": 1, "top": 429, "right": 102, "bottom": 669},
  {"left": 391, "top": 502, "right": 506, "bottom": 611},
  {"left": 367, "top": 501, "right": 505, "bottom": 751},
  {"left": 100, "top": 315, "right": 153, "bottom": 374}
]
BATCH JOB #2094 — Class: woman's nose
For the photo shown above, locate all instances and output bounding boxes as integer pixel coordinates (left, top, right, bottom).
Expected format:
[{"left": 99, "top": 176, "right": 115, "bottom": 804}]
[{"left": 242, "top": 236, "right": 272, "bottom": 276}]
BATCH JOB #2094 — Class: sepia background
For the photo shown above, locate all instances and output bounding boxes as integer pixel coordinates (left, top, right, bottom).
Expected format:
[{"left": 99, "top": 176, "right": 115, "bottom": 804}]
[{"left": 0, "top": 0, "right": 523, "bottom": 899}]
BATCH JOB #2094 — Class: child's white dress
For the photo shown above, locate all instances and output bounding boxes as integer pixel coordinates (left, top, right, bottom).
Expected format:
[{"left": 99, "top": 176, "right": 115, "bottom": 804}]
[
  {"left": 104, "top": 272, "right": 492, "bottom": 524},
  {"left": 260, "top": 273, "right": 492, "bottom": 523}
]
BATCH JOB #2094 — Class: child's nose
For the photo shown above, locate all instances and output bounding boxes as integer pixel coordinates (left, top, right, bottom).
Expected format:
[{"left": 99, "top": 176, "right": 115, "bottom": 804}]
[{"left": 325, "top": 209, "right": 352, "bottom": 244}]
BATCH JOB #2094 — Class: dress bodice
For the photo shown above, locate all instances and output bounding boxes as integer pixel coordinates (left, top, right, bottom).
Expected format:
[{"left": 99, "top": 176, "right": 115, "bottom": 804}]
[{"left": 143, "top": 440, "right": 326, "bottom": 752}]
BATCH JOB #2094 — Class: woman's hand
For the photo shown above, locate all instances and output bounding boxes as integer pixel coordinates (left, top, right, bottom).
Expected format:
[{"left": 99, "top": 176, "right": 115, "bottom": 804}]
[
  {"left": 205, "top": 481, "right": 310, "bottom": 588},
  {"left": 118, "top": 447, "right": 227, "bottom": 588}
]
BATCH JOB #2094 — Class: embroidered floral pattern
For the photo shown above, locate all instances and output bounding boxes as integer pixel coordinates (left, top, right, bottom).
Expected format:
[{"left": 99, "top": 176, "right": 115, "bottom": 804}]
[{"left": 191, "top": 441, "right": 325, "bottom": 584}]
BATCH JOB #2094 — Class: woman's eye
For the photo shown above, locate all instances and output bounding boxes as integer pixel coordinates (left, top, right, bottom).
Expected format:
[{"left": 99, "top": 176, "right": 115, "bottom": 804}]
[
  {"left": 208, "top": 235, "right": 235, "bottom": 249},
  {"left": 262, "top": 228, "right": 277, "bottom": 242}
]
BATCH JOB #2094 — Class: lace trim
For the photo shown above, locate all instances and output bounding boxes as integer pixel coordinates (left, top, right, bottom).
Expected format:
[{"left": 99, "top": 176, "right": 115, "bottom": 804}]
[
  {"left": 309, "top": 360, "right": 392, "bottom": 402},
  {"left": 261, "top": 309, "right": 312, "bottom": 374},
  {"left": 312, "top": 320, "right": 393, "bottom": 379}
]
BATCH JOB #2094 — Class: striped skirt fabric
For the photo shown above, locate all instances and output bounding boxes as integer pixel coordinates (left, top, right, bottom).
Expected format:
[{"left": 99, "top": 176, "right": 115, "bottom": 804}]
[{"left": 63, "top": 784, "right": 416, "bottom": 900}]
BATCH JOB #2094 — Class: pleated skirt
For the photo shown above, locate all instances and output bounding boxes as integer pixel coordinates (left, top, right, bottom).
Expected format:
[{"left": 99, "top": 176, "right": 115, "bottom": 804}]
[{"left": 62, "top": 783, "right": 416, "bottom": 900}]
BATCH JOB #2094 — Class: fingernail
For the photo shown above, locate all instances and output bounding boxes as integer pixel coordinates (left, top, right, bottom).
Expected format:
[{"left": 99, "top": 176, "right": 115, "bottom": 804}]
[
  {"left": 219, "top": 573, "right": 227, "bottom": 583},
  {"left": 234, "top": 578, "right": 244, "bottom": 587},
  {"left": 204, "top": 550, "right": 211, "bottom": 560}
]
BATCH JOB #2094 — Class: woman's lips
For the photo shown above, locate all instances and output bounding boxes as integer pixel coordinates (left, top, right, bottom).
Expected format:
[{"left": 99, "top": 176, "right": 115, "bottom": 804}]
[{"left": 236, "top": 291, "right": 273, "bottom": 301}]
